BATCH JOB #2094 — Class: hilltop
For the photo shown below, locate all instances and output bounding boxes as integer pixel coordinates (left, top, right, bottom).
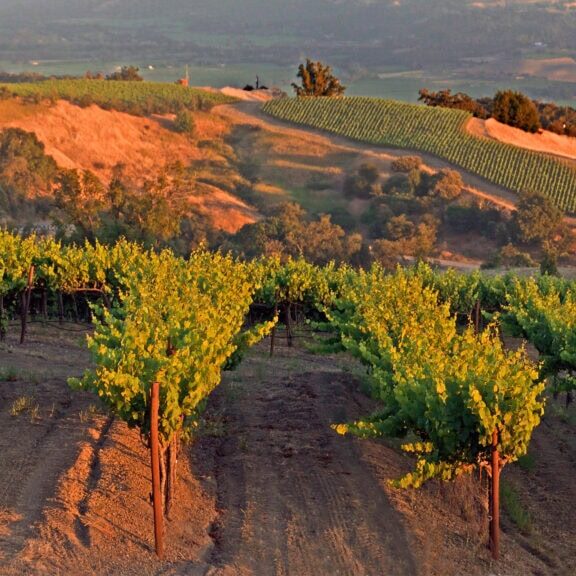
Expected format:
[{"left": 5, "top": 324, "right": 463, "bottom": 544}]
[{"left": 467, "top": 116, "right": 576, "bottom": 162}]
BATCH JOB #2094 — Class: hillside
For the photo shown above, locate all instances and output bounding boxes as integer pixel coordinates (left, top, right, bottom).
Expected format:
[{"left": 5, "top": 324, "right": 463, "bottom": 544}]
[
  {"left": 467, "top": 117, "right": 576, "bottom": 161},
  {"left": 0, "top": 98, "right": 257, "bottom": 234},
  {"left": 0, "top": 87, "right": 574, "bottom": 268},
  {"left": 1, "top": 87, "right": 576, "bottom": 576},
  {"left": 262, "top": 97, "right": 576, "bottom": 213}
]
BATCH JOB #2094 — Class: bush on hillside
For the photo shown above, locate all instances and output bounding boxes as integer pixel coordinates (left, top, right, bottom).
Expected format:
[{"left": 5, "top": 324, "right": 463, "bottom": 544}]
[
  {"left": 344, "top": 163, "right": 380, "bottom": 199},
  {"left": 106, "top": 66, "right": 143, "bottom": 82},
  {"left": 391, "top": 155, "right": 422, "bottom": 173},
  {"left": 174, "top": 110, "right": 196, "bottom": 137}
]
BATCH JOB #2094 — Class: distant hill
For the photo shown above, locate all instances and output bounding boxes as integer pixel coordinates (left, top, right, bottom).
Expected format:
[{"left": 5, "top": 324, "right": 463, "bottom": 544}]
[{"left": 0, "top": 1, "right": 575, "bottom": 74}]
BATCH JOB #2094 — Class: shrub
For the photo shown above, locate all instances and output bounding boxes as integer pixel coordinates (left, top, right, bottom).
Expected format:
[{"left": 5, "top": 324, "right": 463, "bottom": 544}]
[
  {"left": 391, "top": 155, "right": 422, "bottom": 173},
  {"left": 174, "top": 110, "right": 196, "bottom": 137},
  {"left": 343, "top": 163, "right": 380, "bottom": 199}
]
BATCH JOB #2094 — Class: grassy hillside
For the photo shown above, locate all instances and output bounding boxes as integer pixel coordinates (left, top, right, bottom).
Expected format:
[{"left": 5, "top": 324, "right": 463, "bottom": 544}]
[
  {"left": 263, "top": 97, "right": 576, "bottom": 213},
  {"left": 0, "top": 80, "right": 235, "bottom": 116}
]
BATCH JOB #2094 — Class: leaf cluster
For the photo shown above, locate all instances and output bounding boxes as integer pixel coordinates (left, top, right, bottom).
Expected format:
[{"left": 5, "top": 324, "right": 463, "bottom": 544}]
[{"left": 328, "top": 266, "right": 545, "bottom": 488}]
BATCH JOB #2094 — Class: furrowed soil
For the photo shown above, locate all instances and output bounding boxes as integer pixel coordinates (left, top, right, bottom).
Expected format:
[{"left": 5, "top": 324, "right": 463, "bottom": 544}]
[{"left": 1, "top": 323, "right": 576, "bottom": 575}]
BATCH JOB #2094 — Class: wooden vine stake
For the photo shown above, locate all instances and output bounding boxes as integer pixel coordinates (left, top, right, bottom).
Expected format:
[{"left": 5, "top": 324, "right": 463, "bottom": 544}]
[
  {"left": 285, "top": 303, "right": 293, "bottom": 347},
  {"left": 473, "top": 299, "right": 481, "bottom": 334},
  {"left": 0, "top": 295, "right": 6, "bottom": 341},
  {"left": 20, "top": 265, "right": 35, "bottom": 344},
  {"left": 270, "top": 304, "right": 278, "bottom": 357},
  {"left": 490, "top": 429, "right": 500, "bottom": 561},
  {"left": 150, "top": 381, "right": 165, "bottom": 559},
  {"left": 57, "top": 292, "right": 64, "bottom": 325}
]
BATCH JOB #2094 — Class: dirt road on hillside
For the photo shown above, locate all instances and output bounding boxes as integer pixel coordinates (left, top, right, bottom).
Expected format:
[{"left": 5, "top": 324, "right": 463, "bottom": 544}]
[{"left": 217, "top": 102, "right": 576, "bottom": 226}]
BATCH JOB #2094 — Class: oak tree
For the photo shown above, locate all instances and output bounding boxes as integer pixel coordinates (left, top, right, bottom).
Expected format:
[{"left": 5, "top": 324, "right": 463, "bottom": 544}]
[{"left": 292, "top": 59, "right": 346, "bottom": 97}]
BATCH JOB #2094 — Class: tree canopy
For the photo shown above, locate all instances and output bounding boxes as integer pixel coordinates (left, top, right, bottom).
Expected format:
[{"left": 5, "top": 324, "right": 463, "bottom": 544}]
[
  {"left": 292, "top": 59, "right": 346, "bottom": 98},
  {"left": 492, "top": 90, "right": 541, "bottom": 133},
  {"left": 106, "top": 66, "right": 143, "bottom": 82}
]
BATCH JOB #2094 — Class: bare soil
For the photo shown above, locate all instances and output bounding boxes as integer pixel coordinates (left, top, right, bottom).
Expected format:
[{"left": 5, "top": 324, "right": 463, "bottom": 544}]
[
  {"left": 518, "top": 57, "right": 576, "bottom": 83},
  {"left": 1, "top": 323, "right": 576, "bottom": 575},
  {"left": 467, "top": 117, "right": 576, "bottom": 162},
  {"left": 0, "top": 322, "right": 215, "bottom": 575}
]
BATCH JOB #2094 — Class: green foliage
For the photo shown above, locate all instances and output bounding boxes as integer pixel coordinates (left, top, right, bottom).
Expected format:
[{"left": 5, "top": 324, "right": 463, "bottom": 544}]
[
  {"left": 496, "top": 244, "right": 536, "bottom": 269},
  {"left": 54, "top": 167, "right": 190, "bottom": 246},
  {"left": 390, "top": 155, "right": 422, "bottom": 173},
  {"left": 493, "top": 90, "right": 541, "bottom": 134},
  {"left": 174, "top": 110, "right": 196, "bottom": 137},
  {"left": 262, "top": 97, "right": 576, "bottom": 213},
  {"left": 69, "top": 249, "right": 260, "bottom": 445},
  {"left": 381, "top": 171, "right": 420, "bottom": 197},
  {"left": 55, "top": 169, "right": 107, "bottom": 238},
  {"left": 501, "top": 481, "right": 532, "bottom": 534},
  {"left": 254, "top": 257, "right": 335, "bottom": 310},
  {"left": 228, "top": 203, "right": 361, "bottom": 265},
  {"left": 418, "top": 89, "right": 489, "bottom": 118},
  {"left": 540, "top": 244, "right": 560, "bottom": 277},
  {"left": 0, "top": 229, "right": 569, "bottom": 487},
  {"left": 513, "top": 192, "right": 566, "bottom": 246},
  {"left": 106, "top": 66, "right": 143, "bottom": 82},
  {"left": 343, "top": 163, "right": 380, "bottom": 199},
  {"left": 328, "top": 266, "right": 545, "bottom": 488},
  {"left": 427, "top": 169, "right": 463, "bottom": 201},
  {"left": 0, "top": 128, "right": 58, "bottom": 217},
  {"left": 503, "top": 279, "right": 576, "bottom": 396},
  {"left": 292, "top": 59, "right": 346, "bottom": 98},
  {"left": 1, "top": 80, "right": 235, "bottom": 116},
  {"left": 443, "top": 202, "right": 505, "bottom": 238}
]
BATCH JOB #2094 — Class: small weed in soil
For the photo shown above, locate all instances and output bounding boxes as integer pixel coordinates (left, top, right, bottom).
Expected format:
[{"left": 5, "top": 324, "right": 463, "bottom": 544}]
[
  {"left": 517, "top": 453, "right": 536, "bottom": 472},
  {"left": 0, "top": 367, "right": 19, "bottom": 382},
  {"left": 501, "top": 480, "right": 532, "bottom": 534},
  {"left": 10, "top": 395, "right": 38, "bottom": 417},
  {"left": 199, "top": 412, "right": 227, "bottom": 438}
]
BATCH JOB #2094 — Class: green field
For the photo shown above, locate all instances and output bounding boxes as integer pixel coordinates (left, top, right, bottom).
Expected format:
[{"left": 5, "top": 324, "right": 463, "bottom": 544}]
[
  {"left": 263, "top": 97, "right": 576, "bottom": 213},
  {"left": 0, "top": 79, "right": 236, "bottom": 115}
]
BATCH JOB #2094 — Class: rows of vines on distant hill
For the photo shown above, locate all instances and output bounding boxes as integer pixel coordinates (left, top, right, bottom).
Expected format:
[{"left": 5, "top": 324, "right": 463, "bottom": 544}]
[
  {"left": 0, "top": 80, "right": 235, "bottom": 116},
  {"left": 262, "top": 97, "right": 576, "bottom": 213}
]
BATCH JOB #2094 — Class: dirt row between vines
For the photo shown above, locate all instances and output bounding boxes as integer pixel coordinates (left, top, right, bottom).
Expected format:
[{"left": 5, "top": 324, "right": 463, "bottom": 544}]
[{"left": 1, "top": 323, "right": 576, "bottom": 575}]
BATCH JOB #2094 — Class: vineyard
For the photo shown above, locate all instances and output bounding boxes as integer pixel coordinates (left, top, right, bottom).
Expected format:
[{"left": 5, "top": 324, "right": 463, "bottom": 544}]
[
  {"left": 262, "top": 97, "right": 576, "bottom": 213},
  {"left": 1, "top": 230, "right": 576, "bottom": 569},
  {"left": 0, "top": 79, "right": 236, "bottom": 116}
]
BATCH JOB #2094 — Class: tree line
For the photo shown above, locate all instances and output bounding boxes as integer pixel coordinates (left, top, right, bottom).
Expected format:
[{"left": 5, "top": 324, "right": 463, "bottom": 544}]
[{"left": 419, "top": 88, "right": 576, "bottom": 137}]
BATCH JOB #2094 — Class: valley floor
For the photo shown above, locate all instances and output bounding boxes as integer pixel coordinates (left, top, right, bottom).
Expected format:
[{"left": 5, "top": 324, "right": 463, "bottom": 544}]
[{"left": 1, "top": 323, "right": 576, "bottom": 575}]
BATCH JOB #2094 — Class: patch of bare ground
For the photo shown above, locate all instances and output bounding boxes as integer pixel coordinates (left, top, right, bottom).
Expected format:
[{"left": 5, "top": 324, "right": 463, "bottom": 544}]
[
  {"left": 217, "top": 88, "right": 274, "bottom": 103},
  {"left": 518, "top": 57, "right": 576, "bottom": 83},
  {"left": 203, "top": 342, "right": 418, "bottom": 576},
  {"left": 467, "top": 117, "right": 576, "bottom": 162},
  {"left": 504, "top": 404, "right": 576, "bottom": 576}
]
